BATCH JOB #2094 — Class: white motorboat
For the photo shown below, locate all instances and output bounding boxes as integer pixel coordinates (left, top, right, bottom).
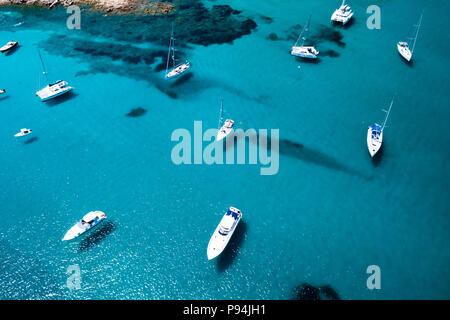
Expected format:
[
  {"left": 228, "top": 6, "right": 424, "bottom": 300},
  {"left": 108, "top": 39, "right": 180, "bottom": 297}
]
[
  {"left": 165, "top": 23, "right": 191, "bottom": 80},
  {"left": 0, "top": 41, "right": 18, "bottom": 53},
  {"left": 331, "top": 0, "right": 354, "bottom": 25},
  {"left": 367, "top": 100, "right": 393, "bottom": 158},
  {"left": 36, "top": 50, "right": 73, "bottom": 101},
  {"left": 62, "top": 211, "right": 107, "bottom": 241},
  {"left": 14, "top": 128, "right": 32, "bottom": 137},
  {"left": 36, "top": 80, "right": 73, "bottom": 101},
  {"left": 207, "top": 207, "right": 242, "bottom": 260},
  {"left": 291, "top": 15, "right": 319, "bottom": 59},
  {"left": 397, "top": 13, "right": 423, "bottom": 62},
  {"left": 0, "top": 89, "right": 5, "bottom": 94}
]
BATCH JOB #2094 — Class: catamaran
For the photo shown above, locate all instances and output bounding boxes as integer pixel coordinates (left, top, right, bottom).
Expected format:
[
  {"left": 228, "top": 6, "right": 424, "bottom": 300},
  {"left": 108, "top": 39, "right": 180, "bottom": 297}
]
[
  {"left": 291, "top": 15, "right": 319, "bottom": 59},
  {"left": 35, "top": 50, "right": 73, "bottom": 101},
  {"left": 165, "top": 23, "right": 190, "bottom": 80},
  {"left": 397, "top": 13, "right": 423, "bottom": 62},
  {"left": 216, "top": 100, "right": 234, "bottom": 141},
  {"left": 62, "top": 211, "right": 107, "bottom": 241},
  {"left": 0, "top": 41, "right": 18, "bottom": 53},
  {"left": 367, "top": 100, "right": 393, "bottom": 158},
  {"left": 14, "top": 128, "right": 32, "bottom": 137},
  {"left": 331, "top": 0, "right": 354, "bottom": 25},
  {"left": 207, "top": 207, "right": 242, "bottom": 260}
]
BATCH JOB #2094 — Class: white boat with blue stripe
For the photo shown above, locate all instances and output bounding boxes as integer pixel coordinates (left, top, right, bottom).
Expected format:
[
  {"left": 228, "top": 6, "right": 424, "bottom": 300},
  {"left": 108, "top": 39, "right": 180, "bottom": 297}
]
[
  {"left": 291, "top": 15, "right": 319, "bottom": 59},
  {"left": 367, "top": 100, "right": 393, "bottom": 158},
  {"left": 62, "top": 211, "right": 107, "bottom": 241},
  {"left": 207, "top": 207, "right": 242, "bottom": 260}
]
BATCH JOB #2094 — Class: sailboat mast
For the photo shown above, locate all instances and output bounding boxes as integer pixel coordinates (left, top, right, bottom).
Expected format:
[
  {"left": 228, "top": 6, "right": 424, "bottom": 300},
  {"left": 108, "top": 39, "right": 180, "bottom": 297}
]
[
  {"left": 218, "top": 99, "right": 224, "bottom": 129},
  {"left": 294, "top": 15, "right": 311, "bottom": 47},
  {"left": 171, "top": 23, "right": 176, "bottom": 68},
  {"left": 38, "top": 49, "right": 48, "bottom": 83},
  {"left": 165, "top": 24, "right": 174, "bottom": 74},
  {"left": 382, "top": 100, "right": 393, "bottom": 130},
  {"left": 411, "top": 13, "right": 423, "bottom": 54}
]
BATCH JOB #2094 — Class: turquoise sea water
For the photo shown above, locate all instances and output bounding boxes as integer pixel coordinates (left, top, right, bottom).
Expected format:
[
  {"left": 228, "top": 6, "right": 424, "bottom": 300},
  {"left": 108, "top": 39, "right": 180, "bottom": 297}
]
[{"left": 0, "top": 0, "right": 449, "bottom": 299}]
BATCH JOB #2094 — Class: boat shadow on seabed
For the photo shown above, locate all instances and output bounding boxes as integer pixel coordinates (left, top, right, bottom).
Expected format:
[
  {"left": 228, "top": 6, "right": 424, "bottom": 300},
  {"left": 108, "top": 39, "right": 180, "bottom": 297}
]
[
  {"left": 77, "top": 220, "right": 116, "bottom": 253},
  {"left": 44, "top": 91, "right": 78, "bottom": 107},
  {"left": 292, "top": 283, "right": 340, "bottom": 300},
  {"left": 371, "top": 144, "right": 384, "bottom": 167},
  {"left": 217, "top": 221, "right": 247, "bottom": 272}
]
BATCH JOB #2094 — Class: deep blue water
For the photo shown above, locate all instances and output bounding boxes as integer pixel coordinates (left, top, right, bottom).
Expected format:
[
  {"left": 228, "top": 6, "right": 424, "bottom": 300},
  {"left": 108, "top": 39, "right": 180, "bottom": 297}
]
[{"left": 0, "top": 0, "right": 449, "bottom": 299}]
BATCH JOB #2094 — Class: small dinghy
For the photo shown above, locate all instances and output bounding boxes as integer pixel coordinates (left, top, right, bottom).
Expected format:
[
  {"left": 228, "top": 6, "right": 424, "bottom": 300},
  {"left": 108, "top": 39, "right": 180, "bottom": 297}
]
[
  {"left": 14, "top": 128, "right": 32, "bottom": 137},
  {"left": 62, "top": 211, "right": 107, "bottom": 241},
  {"left": 0, "top": 41, "right": 18, "bottom": 53}
]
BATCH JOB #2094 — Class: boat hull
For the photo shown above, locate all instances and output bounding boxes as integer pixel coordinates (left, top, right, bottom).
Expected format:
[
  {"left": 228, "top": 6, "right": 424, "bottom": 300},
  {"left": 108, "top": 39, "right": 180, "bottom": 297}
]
[
  {"left": 0, "top": 41, "right": 18, "bottom": 53},
  {"left": 216, "top": 128, "right": 233, "bottom": 141},
  {"left": 62, "top": 211, "right": 107, "bottom": 241},
  {"left": 367, "top": 127, "right": 383, "bottom": 158},
  {"left": 207, "top": 208, "right": 242, "bottom": 260},
  {"left": 291, "top": 46, "right": 319, "bottom": 59},
  {"left": 36, "top": 85, "right": 73, "bottom": 101},
  {"left": 397, "top": 43, "right": 412, "bottom": 61},
  {"left": 165, "top": 63, "right": 190, "bottom": 80}
]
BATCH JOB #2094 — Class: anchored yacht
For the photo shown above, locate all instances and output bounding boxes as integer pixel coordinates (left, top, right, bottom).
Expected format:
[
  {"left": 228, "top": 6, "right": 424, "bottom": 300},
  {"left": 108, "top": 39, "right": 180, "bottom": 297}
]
[
  {"left": 36, "top": 80, "right": 73, "bottom": 101},
  {"left": 36, "top": 50, "right": 73, "bottom": 101},
  {"left": 62, "top": 211, "right": 107, "bottom": 241},
  {"left": 367, "top": 100, "right": 393, "bottom": 158},
  {"left": 331, "top": 1, "right": 354, "bottom": 25},
  {"left": 207, "top": 207, "right": 242, "bottom": 260},
  {"left": 291, "top": 15, "right": 319, "bottom": 59},
  {"left": 0, "top": 41, "right": 18, "bottom": 53},
  {"left": 397, "top": 13, "right": 423, "bottom": 62},
  {"left": 166, "top": 61, "right": 190, "bottom": 79},
  {"left": 14, "top": 128, "right": 32, "bottom": 137},
  {"left": 165, "top": 23, "right": 191, "bottom": 79},
  {"left": 216, "top": 99, "right": 234, "bottom": 141},
  {"left": 217, "top": 119, "right": 234, "bottom": 141}
]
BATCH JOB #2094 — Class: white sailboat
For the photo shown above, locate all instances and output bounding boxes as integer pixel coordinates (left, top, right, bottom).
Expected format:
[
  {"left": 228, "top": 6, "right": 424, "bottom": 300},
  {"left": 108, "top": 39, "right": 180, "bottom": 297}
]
[
  {"left": 207, "top": 207, "right": 242, "bottom": 260},
  {"left": 331, "top": 0, "right": 354, "bottom": 25},
  {"left": 367, "top": 100, "right": 393, "bottom": 158},
  {"left": 291, "top": 15, "right": 319, "bottom": 59},
  {"left": 397, "top": 13, "right": 423, "bottom": 62},
  {"left": 165, "top": 23, "right": 190, "bottom": 80},
  {"left": 216, "top": 99, "right": 234, "bottom": 141},
  {"left": 35, "top": 49, "right": 73, "bottom": 101}
]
